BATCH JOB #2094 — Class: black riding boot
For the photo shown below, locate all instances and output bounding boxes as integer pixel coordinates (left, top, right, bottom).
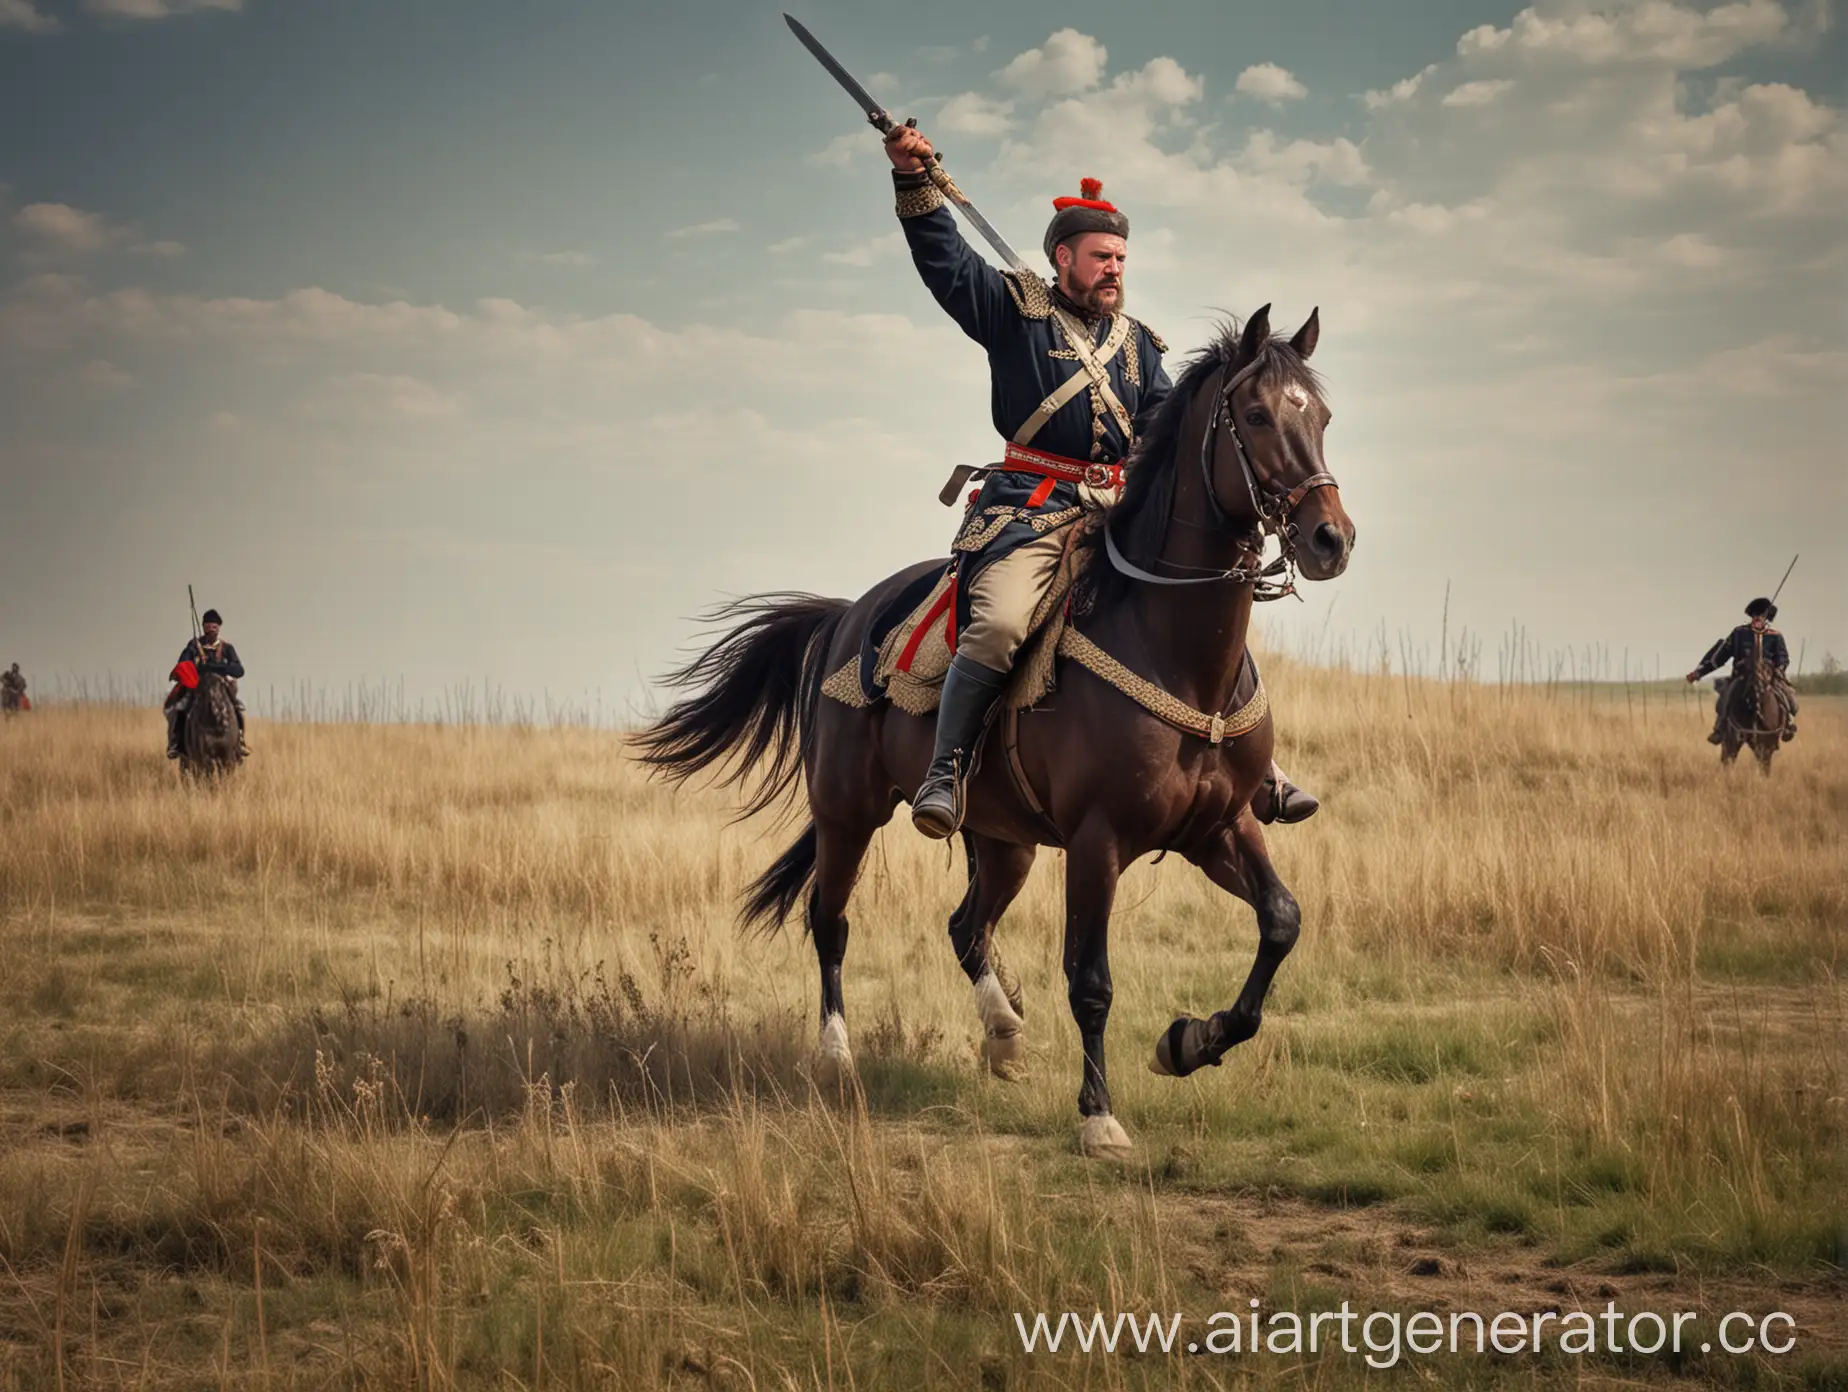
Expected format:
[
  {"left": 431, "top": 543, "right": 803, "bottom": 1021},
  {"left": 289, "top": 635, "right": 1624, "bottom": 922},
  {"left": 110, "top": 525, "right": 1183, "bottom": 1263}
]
[
  {"left": 165, "top": 707, "right": 183, "bottom": 759},
  {"left": 1254, "top": 766, "right": 1321, "bottom": 825},
  {"left": 912, "top": 654, "right": 1008, "bottom": 840},
  {"left": 236, "top": 706, "right": 251, "bottom": 758}
]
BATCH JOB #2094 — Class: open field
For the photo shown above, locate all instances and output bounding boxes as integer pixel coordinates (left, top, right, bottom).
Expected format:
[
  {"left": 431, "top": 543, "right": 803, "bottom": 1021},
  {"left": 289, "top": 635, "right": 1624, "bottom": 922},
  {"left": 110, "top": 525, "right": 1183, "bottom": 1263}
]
[{"left": 0, "top": 664, "right": 1843, "bottom": 1389}]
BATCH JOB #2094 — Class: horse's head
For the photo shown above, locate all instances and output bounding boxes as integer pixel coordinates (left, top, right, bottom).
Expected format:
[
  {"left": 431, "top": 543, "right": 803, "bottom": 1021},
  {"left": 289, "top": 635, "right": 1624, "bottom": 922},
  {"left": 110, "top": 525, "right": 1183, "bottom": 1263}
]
[{"left": 1206, "top": 305, "right": 1354, "bottom": 582}]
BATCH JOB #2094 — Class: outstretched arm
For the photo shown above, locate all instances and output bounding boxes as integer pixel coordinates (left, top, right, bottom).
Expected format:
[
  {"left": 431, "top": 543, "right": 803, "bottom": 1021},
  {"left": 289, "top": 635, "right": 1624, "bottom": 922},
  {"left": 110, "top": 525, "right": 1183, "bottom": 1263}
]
[
  {"left": 1686, "top": 636, "right": 1730, "bottom": 682},
  {"left": 887, "top": 126, "right": 1011, "bottom": 347}
]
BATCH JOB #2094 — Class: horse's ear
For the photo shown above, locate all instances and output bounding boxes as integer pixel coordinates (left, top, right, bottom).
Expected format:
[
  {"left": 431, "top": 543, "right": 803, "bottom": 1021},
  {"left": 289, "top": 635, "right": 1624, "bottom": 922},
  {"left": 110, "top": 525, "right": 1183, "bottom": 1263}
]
[
  {"left": 1238, "top": 304, "right": 1272, "bottom": 364},
  {"left": 1290, "top": 307, "right": 1320, "bottom": 360}
]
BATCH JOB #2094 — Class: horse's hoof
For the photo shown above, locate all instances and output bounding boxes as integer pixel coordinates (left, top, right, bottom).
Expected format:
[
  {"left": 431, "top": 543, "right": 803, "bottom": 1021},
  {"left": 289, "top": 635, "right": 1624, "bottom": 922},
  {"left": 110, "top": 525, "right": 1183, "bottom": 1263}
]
[
  {"left": 980, "top": 1030, "right": 1026, "bottom": 1080},
  {"left": 1150, "top": 1030, "right": 1178, "bottom": 1077},
  {"left": 972, "top": 972, "right": 1026, "bottom": 1078},
  {"left": 816, "top": 1014, "right": 855, "bottom": 1080},
  {"left": 1078, "top": 1114, "right": 1134, "bottom": 1163}
]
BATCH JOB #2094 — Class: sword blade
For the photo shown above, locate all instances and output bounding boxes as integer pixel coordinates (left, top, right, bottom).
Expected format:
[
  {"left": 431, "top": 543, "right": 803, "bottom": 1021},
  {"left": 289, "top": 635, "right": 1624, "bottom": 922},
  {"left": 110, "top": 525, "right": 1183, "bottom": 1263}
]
[
  {"left": 783, "top": 14, "right": 892, "bottom": 131},
  {"left": 782, "top": 14, "right": 1031, "bottom": 274}
]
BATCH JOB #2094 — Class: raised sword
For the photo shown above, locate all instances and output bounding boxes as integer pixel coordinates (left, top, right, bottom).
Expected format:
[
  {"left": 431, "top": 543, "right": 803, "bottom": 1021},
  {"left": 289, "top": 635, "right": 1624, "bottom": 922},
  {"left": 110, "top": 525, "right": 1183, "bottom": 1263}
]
[{"left": 782, "top": 14, "right": 1030, "bottom": 275}]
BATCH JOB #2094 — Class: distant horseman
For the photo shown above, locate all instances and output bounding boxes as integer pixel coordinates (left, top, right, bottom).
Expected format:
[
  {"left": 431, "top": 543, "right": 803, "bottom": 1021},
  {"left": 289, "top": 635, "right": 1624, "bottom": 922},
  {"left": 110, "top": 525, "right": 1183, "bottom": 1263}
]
[
  {"left": 165, "top": 608, "right": 250, "bottom": 759},
  {"left": 0, "top": 662, "right": 25, "bottom": 713},
  {"left": 1686, "top": 597, "right": 1797, "bottom": 743},
  {"left": 885, "top": 123, "right": 1321, "bottom": 836}
]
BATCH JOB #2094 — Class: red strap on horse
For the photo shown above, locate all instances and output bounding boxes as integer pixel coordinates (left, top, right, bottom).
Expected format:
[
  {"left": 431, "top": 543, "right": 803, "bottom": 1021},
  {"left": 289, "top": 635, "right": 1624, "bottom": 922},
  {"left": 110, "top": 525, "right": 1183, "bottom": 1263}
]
[
  {"left": 171, "top": 660, "right": 199, "bottom": 690},
  {"left": 897, "top": 576, "right": 958, "bottom": 673}
]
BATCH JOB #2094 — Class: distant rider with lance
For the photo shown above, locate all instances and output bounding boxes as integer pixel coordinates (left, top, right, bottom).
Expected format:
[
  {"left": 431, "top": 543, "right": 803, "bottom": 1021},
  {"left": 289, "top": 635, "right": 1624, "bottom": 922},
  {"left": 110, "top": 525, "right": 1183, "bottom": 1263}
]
[
  {"left": 165, "top": 608, "right": 251, "bottom": 759},
  {"left": 1685, "top": 596, "right": 1797, "bottom": 743}
]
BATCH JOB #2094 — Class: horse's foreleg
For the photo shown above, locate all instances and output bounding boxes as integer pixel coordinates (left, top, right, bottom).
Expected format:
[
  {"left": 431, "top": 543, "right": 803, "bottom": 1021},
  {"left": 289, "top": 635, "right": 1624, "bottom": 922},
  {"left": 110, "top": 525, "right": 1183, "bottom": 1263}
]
[
  {"left": 1153, "top": 818, "right": 1300, "bottom": 1078},
  {"left": 810, "top": 816, "right": 877, "bottom": 1077},
  {"left": 1063, "top": 826, "right": 1130, "bottom": 1159},
  {"left": 949, "top": 832, "right": 1036, "bottom": 1078}
]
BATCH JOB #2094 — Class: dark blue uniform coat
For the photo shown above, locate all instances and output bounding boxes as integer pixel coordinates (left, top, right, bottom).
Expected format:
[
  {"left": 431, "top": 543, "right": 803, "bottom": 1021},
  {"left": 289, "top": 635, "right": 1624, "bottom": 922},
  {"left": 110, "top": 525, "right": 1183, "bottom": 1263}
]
[
  {"left": 897, "top": 198, "right": 1173, "bottom": 599},
  {"left": 1694, "top": 624, "right": 1788, "bottom": 680}
]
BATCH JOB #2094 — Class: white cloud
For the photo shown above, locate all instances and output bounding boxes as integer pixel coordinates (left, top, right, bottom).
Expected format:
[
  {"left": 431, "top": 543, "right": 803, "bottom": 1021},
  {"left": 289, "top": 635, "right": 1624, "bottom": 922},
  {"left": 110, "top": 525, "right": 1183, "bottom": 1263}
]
[
  {"left": 84, "top": 0, "right": 242, "bottom": 16},
  {"left": 936, "top": 92, "right": 1015, "bottom": 137},
  {"left": 1443, "top": 78, "right": 1515, "bottom": 106},
  {"left": 1366, "top": 65, "right": 1439, "bottom": 110},
  {"left": 1235, "top": 63, "right": 1307, "bottom": 104},
  {"left": 767, "top": 236, "right": 811, "bottom": 255},
  {"left": 1109, "top": 56, "right": 1203, "bottom": 108},
  {"left": 806, "top": 134, "right": 869, "bottom": 169},
  {"left": 997, "top": 29, "right": 1107, "bottom": 98},
  {"left": 304, "top": 372, "right": 467, "bottom": 423},
  {"left": 15, "top": 203, "right": 125, "bottom": 252},
  {"left": 664, "top": 218, "right": 739, "bottom": 240},
  {"left": 1236, "top": 132, "right": 1372, "bottom": 186},
  {"left": 132, "top": 239, "right": 187, "bottom": 258},
  {"left": 822, "top": 233, "right": 904, "bottom": 268},
  {"left": 516, "top": 250, "right": 596, "bottom": 268},
  {"left": 0, "top": 0, "right": 56, "bottom": 31},
  {"left": 1455, "top": 0, "right": 1787, "bottom": 67}
]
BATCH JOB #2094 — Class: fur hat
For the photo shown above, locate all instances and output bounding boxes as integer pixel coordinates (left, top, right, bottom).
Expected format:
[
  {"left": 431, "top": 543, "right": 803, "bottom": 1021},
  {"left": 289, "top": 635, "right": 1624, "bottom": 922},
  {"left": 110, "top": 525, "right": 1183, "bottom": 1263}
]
[
  {"left": 1043, "top": 178, "right": 1129, "bottom": 269},
  {"left": 1745, "top": 597, "right": 1777, "bottom": 621},
  {"left": 202, "top": 609, "right": 223, "bottom": 625}
]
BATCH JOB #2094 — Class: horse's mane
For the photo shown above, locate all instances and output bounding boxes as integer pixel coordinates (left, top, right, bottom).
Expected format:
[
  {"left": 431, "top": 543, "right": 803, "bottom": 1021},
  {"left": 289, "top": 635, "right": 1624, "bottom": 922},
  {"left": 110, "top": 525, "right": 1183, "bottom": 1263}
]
[{"left": 1081, "top": 315, "right": 1326, "bottom": 615}]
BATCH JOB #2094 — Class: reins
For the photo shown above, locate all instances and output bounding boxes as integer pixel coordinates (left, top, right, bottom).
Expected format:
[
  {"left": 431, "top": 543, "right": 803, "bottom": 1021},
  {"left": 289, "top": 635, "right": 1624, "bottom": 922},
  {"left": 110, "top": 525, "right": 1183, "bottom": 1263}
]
[{"left": 1104, "top": 356, "right": 1337, "bottom": 601}]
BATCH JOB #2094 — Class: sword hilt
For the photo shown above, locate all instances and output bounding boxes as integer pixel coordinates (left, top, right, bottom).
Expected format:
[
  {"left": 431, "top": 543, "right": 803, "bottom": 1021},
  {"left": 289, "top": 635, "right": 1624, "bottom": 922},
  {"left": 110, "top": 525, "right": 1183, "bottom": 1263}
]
[{"left": 881, "top": 113, "right": 967, "bottom": 204}]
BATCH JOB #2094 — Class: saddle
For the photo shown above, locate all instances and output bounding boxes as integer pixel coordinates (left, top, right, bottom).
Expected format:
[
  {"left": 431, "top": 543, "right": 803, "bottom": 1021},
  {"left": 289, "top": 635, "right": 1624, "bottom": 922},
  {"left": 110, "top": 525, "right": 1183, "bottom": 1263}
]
[{"left": 821, "top": 516, "right": 1092, "bottom": 717}]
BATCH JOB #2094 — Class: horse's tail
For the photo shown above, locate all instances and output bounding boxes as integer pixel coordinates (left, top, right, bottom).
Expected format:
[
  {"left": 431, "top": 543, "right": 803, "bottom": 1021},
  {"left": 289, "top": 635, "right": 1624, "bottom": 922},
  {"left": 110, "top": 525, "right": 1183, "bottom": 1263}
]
[
  {"left": 632, "top": 592, "right": 850, "bottom": 822},
  {"left": 740, "top": 822, "right": 820, "bottom": 938}
]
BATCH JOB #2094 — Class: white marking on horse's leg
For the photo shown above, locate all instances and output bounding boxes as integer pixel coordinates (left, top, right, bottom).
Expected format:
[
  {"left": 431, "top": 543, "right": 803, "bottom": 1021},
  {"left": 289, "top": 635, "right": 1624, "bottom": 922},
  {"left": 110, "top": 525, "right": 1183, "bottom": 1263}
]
[
  {"left": 1078, "top": 1113, "right": 1134, "bottom": 1162},
  {"left": 972, "top": 971, "right": 1026, "bottom": 1079},
  {"left": 817, "top": 1013, "right": 854, "bottom": 1073}
]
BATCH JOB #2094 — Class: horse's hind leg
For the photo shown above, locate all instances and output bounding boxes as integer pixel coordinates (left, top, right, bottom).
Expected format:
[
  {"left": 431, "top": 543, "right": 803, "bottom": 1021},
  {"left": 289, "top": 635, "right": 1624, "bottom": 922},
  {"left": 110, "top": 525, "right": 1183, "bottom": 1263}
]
[
  {"left": 948, "top": 832, "right": 1036, "bottom": 1078},
  {"left": 810, "top": 814, "right": 879, "bottom": 1076},
  {"left": 1152, "top": 817, "right": 1300, "bottom": 1078}
]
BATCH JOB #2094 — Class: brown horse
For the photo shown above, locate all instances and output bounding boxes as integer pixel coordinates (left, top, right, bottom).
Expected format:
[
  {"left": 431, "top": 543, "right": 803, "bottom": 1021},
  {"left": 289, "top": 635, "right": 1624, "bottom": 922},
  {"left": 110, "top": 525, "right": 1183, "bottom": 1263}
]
[
  {"left": 178, "top": 670, "right": 243, "bottom": 780},
  {"left": 1718, "top": 668, "right": 1788, "bottom": 776},
  {"left": 637, "top": 306, "right": 1355, "bottom": 1158}
]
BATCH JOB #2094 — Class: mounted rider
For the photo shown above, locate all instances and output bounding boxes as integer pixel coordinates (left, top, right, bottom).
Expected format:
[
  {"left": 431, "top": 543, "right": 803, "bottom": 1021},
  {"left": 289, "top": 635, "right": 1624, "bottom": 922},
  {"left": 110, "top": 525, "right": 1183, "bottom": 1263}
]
[
  {"left": 886, "top": 123, "right": 1320, "bottom": 837},
  {"left": 165, "top": 608, "right": 251, "bottom": 759},
  {"left": 0, "top": 662, "right": 25, "bottom": 711},
  {"left": 1685, "top": 597, "right": 1797, "bottom": 743}
]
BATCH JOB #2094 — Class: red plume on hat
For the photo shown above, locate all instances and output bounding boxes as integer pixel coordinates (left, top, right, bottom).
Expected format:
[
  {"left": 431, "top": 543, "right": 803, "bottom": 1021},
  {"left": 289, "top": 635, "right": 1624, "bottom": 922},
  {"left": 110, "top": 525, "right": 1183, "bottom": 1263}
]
[{"left": 1053, "top": 177, "right": 1117, "bottom": 213}]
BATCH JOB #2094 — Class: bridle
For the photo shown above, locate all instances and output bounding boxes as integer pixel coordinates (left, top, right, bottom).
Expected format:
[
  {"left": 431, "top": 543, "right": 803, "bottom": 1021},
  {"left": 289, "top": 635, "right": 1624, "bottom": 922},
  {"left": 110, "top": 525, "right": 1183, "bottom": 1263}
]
[{"left": 1105, "top": 357, "right": 1340, "bottom": 599}]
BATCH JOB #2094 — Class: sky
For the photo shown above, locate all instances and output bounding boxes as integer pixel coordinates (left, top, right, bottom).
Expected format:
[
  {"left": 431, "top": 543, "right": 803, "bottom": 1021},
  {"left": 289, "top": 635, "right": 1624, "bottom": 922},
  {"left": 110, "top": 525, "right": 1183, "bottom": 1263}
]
[{"left": 1, "top": 0, "right": 1843, "bottom": 719}]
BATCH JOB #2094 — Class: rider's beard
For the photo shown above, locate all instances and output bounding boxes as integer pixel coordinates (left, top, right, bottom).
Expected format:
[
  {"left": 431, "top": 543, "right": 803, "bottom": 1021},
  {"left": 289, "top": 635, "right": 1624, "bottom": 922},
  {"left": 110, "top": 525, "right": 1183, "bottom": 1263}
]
[{"left": 1059, "top": 272, "right": 1125, "bottom": 317}]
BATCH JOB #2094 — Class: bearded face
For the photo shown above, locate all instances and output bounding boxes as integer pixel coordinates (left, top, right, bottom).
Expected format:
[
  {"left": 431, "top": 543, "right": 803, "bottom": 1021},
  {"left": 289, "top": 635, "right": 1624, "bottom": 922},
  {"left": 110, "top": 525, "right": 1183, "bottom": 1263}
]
[{"left": 1056, "top": 233, "right": 1127, "bottom": 316}]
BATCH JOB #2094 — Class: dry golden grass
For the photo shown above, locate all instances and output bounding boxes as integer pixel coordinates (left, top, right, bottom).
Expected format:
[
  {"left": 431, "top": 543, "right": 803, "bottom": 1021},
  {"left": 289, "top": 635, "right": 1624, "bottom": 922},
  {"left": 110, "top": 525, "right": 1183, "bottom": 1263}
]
[{"left": 0, "top": 661, "right": 1842, "bottom": 1389}]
